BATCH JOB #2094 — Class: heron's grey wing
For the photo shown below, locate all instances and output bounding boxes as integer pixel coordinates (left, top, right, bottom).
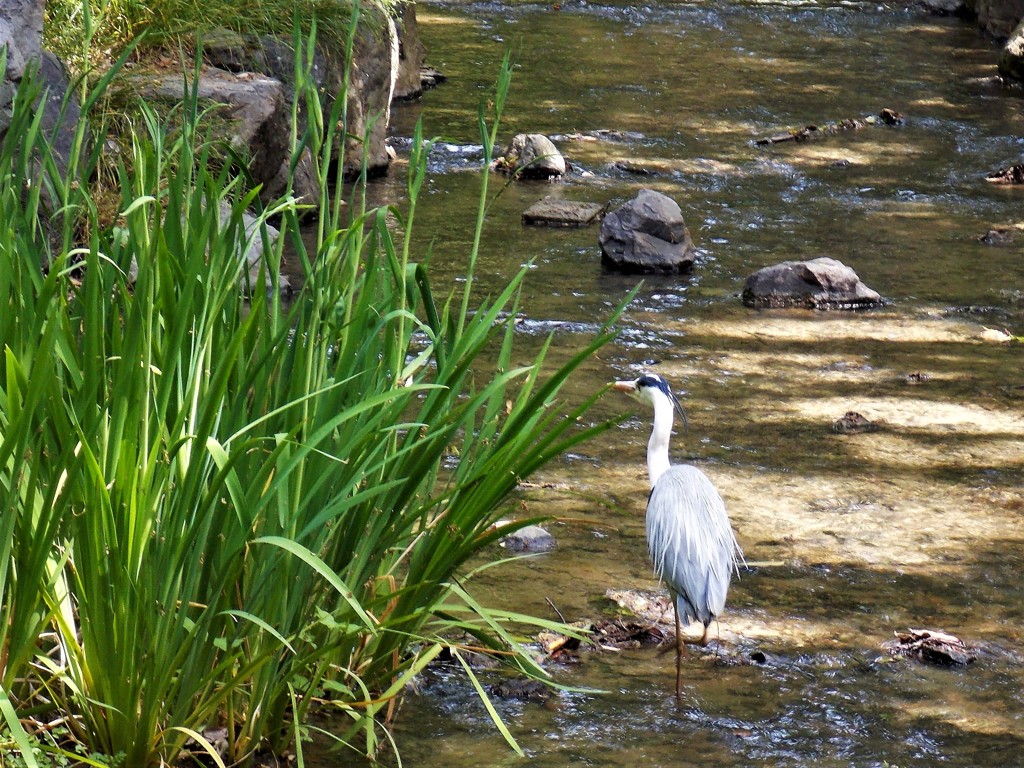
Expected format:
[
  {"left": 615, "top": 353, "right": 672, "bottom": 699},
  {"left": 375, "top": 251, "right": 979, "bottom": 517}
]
[{"left": 646, "top": 465, "right": 740, "bottom": 626}]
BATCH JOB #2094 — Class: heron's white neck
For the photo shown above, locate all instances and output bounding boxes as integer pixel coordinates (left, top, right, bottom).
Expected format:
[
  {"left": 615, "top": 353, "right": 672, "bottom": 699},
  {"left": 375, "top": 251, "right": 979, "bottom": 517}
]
[{"left": 646, "top": 393, "right": 675, "bottom": 488}]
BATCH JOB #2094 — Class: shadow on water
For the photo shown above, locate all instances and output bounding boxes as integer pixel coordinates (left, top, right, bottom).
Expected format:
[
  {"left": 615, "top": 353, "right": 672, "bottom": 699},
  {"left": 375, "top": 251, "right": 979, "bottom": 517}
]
[{"left": 309, "top": 0, "right": 1024, "bottom": 764}]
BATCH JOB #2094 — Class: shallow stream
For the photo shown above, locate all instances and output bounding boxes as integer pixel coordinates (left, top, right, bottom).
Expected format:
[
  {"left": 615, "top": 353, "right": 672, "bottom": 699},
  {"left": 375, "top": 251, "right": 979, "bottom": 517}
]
[{"left": 318, "top": 1, "right": 1024, "bottom": 764}]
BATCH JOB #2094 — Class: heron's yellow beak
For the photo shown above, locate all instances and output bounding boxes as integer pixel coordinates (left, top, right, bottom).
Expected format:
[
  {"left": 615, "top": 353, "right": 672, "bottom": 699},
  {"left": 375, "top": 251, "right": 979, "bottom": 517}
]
[{"left": 612, "top": 379, "right": 637, "bottom": 393}]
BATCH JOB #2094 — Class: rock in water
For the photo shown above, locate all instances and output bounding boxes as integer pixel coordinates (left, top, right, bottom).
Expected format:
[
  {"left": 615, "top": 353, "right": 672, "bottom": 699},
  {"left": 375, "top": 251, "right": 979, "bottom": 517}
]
[
  {"left": 832, "top": 411, "right": 880, "bottom": 434},
  {"left": 599, "top": 189, "right": 696, "bottom": 273},
  {"left": 985, "top": 162, "right": 1024, "bottom": 185},
  {"left": 493, "top": 133, "right": 566, "bottom": 179},
  {"left": 742, "top": 257, "right": 882, "bottom": 310},
  {"left": 886, "top": 628, "right": 977, "bottom": 666},
  {"left": 522, "top": 195, "right": 605, "bottom": 227},
  {"left": 499, "top": 524, "right": 556, "bottom": 553}
]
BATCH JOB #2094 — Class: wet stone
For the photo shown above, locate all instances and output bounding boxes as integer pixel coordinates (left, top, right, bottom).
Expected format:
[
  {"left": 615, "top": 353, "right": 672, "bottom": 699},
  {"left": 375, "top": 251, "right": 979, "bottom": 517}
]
[
  {"left": 832, "top": 411, "right": 881, "bottom": 434},
  {"left": 979, "top": 225, "right": 1024, "bottom": 245},
  {"left": 599, "top": 189, "right": 696, "bottom": 273},
  {"left": 612, "top": 159, "right": 656, "bottom": 175},
  {"left": 742, "top": 257, "right": 883, "bottom": 310},
  {"left": 419, "top": 66, "right": 446, "bottom": 91},
  {"left": 493, "top": 133, "right": 566, "bottom": 179},
  {"left": 590, "top": 619, "right": 667, "bottom": 650},
  {"left": 499, "top": 523, "right": 556, "bottom": 553},
  {"left": 550, "top": 128, "right": 646, "bottom": 143},
  {"left": 522, "top": 196, "right": 605, "bottom": 227},
  {"left": 985, "top": 162, "right": 1024, "bottom": 184},
  {"left": 885, "top": 628, "right": 978, "bottom": 666},
  {"left": 490, "top": 678, "right": 552, "bottom": 702}
]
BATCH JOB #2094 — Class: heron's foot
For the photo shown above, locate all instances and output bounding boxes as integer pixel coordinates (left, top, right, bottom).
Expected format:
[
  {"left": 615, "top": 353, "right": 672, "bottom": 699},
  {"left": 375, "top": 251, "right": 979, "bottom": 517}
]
[
  {"left": 677, "top": 633, "right": 710, "bottom": 648},
  {"left": 660, "top": 632, "right": 714, "bottom": 652}
]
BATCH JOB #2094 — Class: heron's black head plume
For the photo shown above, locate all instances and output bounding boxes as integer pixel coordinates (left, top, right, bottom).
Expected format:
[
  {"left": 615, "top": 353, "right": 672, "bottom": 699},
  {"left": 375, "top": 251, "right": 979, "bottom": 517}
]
[{"left": 636, "top": 374, "right": 688, "bottom": 431}]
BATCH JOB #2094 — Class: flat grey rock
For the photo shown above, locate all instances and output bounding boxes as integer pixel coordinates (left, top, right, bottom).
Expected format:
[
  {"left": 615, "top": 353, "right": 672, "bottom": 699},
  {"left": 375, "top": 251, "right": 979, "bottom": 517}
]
[{"left": 523, "top": 196, "right": 605, "bottom": 227}]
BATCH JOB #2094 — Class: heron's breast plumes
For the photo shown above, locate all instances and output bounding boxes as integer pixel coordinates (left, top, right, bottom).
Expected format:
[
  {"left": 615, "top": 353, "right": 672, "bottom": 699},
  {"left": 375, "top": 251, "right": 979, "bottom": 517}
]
[{"left": 646, "top": 464, "right": 741, "bottom": 625}]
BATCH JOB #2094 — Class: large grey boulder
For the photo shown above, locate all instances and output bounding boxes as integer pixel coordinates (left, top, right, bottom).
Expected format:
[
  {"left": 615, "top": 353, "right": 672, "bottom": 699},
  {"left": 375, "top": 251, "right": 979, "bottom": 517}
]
[
  {"left": 1, "top": 0, "right": 49, "bottom": 139},
  {"left": 918, "top": 0, "right": 969, "bottom": 15},
  {"left": 393, "top": 2, "right": 428, "bottom": 100},
  {"left": 346, "top": 14, "right": 399, "bottom": 178},
  {"left": 203, "top": 31, "right": 325, "bottom": 207},
  {"left": 124, "top": 67, "right": 290, "bottom": 188},
  {"left": 36, "top": 52, "right": 83, "bottom": 180},
  {"left": 998, "top": 19, "right": 1024, "bottom": 82},
  {"left": 200, "top": 11, "right": 399, "bottom": 191},
  {"left": 1, "top": 0, "right": 86, "bottom": 260},
  {"left": 976, "top": 0, "right": 1024, "bottom": 40},
  {"left": 742, "top": 257, "right": 882, "bottom": 310},
  {"left": 599, "top": 189, "right": 696, "bottom": 273},
  {"left": 128, "top": 7, "right": 398, "bottom": 207},
  {"left": 0, "top": 0, "right": 43, "bottom": 80},
  {"left": 493, "top": 133, "right": 566, "bottom": 179}
]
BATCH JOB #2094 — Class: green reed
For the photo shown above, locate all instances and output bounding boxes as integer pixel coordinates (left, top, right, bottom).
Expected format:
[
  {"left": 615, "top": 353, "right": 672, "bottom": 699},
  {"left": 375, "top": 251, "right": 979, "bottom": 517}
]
[{"left": 0, "top": 23, "right": 621, "bottom": 768}]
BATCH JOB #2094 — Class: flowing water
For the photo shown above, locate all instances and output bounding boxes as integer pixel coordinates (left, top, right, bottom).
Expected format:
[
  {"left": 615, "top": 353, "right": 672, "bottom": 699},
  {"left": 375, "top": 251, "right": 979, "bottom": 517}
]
[{"left": 312, "top": 1, "right": 1024, "bottom": 764}]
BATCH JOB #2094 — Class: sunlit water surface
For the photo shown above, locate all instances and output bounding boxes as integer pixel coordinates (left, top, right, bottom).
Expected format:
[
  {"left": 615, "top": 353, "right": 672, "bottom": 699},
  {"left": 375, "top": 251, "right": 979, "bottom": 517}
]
[{"left": 304, "top": 1, "right": 1024, "bottom": 765}]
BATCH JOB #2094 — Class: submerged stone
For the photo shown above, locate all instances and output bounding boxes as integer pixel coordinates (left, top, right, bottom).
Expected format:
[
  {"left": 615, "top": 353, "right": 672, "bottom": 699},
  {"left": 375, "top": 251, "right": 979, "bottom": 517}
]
[{"left": 490, "top": 678, "right": 551, "bottom": 702}]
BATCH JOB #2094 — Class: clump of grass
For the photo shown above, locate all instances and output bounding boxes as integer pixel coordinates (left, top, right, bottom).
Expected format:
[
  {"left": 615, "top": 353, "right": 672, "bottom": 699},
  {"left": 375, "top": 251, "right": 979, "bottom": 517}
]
[
  {"left": 0, "top": 30, "right": 620, "bottom": 768},
  {"left": 45, "top": 0, "right": 394, "bottom": 77}
]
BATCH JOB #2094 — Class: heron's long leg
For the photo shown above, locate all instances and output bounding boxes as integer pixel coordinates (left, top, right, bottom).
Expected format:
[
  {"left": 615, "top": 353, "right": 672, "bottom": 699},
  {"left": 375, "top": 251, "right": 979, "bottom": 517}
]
[{"left": 674, "top": 602, "right": 682, "bottom": 699}]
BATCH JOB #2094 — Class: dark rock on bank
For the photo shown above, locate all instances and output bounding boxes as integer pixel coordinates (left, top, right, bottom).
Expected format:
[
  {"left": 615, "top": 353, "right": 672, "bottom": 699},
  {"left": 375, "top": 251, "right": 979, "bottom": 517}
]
[
  {"left": 976, "top": 0, "right": 1024, "bottom": 41},
  {"left": 393, "top": 2, "right": 446, "bottom": 99},
  {"left": 918, "top": 0, "right": 970, "bottom": 16},
  {"left": 742, "top": 257, "right": 882, "bottom": 310},
  {"left": 129, "top": 4, "right": 399, "bottom": 208},
  {"left": 0, "top": 0, "right": 86, "bottom": 259},
  {"left": 123, "top": 66, "right": 293, "bottom": 193},
  {"left": 599, "top": 189, "right": 696, "bottom": 273}
]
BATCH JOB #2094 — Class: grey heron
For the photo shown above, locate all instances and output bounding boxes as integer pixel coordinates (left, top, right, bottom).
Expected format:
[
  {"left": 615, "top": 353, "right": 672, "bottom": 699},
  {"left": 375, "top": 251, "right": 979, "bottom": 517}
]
[{"left": 614, "top": 373, "right": 742, "bottom": 698}]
